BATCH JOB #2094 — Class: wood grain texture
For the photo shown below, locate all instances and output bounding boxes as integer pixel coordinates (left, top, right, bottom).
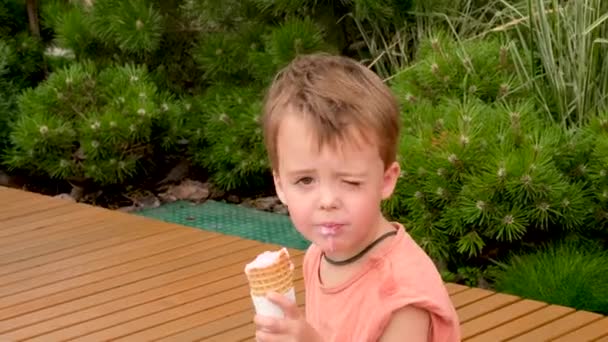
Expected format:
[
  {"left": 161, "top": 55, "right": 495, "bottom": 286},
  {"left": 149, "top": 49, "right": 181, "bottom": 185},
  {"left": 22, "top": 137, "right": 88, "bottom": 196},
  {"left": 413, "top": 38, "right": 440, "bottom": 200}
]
[{"left": 1, "top": 186, "right": 605, "bottom": 341}]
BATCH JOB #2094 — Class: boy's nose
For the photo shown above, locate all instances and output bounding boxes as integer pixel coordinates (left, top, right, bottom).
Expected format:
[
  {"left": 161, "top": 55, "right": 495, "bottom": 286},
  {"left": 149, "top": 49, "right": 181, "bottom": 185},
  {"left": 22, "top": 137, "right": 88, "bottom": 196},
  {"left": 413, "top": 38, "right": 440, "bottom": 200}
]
[{"left": 318, "top": 185, "right": 339, "bottom": 210}]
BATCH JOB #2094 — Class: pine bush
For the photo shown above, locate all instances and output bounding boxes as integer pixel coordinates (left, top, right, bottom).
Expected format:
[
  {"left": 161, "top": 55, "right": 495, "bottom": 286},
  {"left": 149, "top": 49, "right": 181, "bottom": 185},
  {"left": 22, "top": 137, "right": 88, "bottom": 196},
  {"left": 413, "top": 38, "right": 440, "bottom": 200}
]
[
  {"left": 0, "top": 1, "right": 46, "bottom": 155},
  {"left": 188, "top": 84, "right": 270, "bottom": 192},
  {"left": 384, "top": 32, "right": 605, "bottom": 271},
  {"left": 187, "top": 11, "right": 330, "bottom": 192},
  {"left": 36, "top": 0, "right": 334, "bottom": 192},
  {"left": 4, "top": 62, "right": 183, "bottom": 185}
]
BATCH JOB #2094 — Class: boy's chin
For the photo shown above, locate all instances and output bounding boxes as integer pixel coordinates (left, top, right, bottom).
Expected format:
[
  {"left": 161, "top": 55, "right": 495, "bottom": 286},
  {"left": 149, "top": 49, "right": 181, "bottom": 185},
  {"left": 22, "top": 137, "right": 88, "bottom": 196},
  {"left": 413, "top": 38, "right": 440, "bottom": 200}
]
[{"left": 313, "top": 237, "right": 344, "bottom": 255}]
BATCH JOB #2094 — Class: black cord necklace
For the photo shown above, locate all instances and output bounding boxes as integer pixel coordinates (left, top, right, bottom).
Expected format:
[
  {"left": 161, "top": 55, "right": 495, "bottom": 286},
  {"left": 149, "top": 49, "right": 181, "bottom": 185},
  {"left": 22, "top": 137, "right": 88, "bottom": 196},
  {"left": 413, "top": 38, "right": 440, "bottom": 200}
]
[{"left": 322, "top": 230, "right": 397, "bottom": 266}]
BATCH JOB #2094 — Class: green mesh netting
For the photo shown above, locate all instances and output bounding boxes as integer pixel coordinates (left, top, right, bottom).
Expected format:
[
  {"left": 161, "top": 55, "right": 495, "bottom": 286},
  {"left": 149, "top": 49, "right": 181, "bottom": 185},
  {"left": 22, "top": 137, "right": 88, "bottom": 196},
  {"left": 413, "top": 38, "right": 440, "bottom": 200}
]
[{"left": 137, "top": 200, "right": 310, "bottom": 250}]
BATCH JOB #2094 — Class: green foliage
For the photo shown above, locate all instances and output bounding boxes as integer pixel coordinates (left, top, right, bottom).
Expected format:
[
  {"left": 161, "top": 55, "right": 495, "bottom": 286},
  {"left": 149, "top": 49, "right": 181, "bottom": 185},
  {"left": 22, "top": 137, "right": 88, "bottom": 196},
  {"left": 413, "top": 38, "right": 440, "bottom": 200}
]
[
  {"left": 26, "top": 0, "right": 339, "bottom": 191},
  {"left": 0, "top": 0, "right": 28, "bottom": 38},
  {"left": 384, "top": 33, "right": 607, "bottom": 268},
  {"left": 188, "top": 85, "right": 271, "bottom": 192},
  {"left": 0, "top": 40, "right": 16, "bottom": 152},
  {"left": 4, "top": 62, "right": 183, "bottom": 185},
  {"left": 42, "top": 0, "right": 164, "bottom": 61},
  {"left": 92, "top": 0, "right": 164, "bottom": 54},
  {"left": 391, "top": 30, "right": 523, "bottom": 104},
  {"left": 186, "top": 6, "right": 330, "bottom": 191},
  {"left": 492, "top": 241, "right": 608, "bottom": 314},
  {"left": 0, "top": 1, "right": 46, "bottom": 154},
  {"left": 496, "top": 0, "right": 608, "bottom": 127}
]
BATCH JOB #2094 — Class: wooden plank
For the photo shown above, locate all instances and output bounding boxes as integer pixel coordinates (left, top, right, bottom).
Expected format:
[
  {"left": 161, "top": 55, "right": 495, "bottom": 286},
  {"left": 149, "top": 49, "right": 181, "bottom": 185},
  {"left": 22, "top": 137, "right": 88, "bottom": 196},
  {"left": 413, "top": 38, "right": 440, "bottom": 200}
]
[
  {"left": 0, "top": 214, "right": 119, "bottom": 255},
  {"left": 195, "top": 289, "right": 308, "bottom": 342},
  {"left": 0, "top": 201, "right": 95, "bottom": 228},
  {"left": 445, "top": 283, "right": 470, "bottom": 295},
  {"left": 110, "top": 269, "right": 305, "bottom": 341},
  {"left": 0, "top": 205, "right": 111, "bottom": 238},
  {"left": 0, "top": 196, "right": 71, "bottom": 220},
  {"left": 0, "top": 219, "right": 173, "bottom": 268},
  {"left": 1, "top": 187, "right": 606, "bottom": 341},
  {"left": 0, "top": 188, "right": 50, "bottom": 207},
  {"left": 0, "top": 236, "right": 260, "bottom": 332},
  {"left": 450, "top": 288, "right": 495, "bottom": 308},
  {"left": 0, "top": 227, "right": 206, "bottom": 286},
  {"left": 465, "top": 304, "right": 575, "bottom": 341},
  {"left": 4, "top": 254, "right": 303, "bottom": 340},
  {"left": 460, "top": 299, "right": 547, "bottom": 339},
  {"left": 0, "top": 221, "right": 173, "bottom": 278},
  {"left": 0, "top": 234, "right": 256, "bottom": 313},
  {"left": 509, "top": 310, "right": 604, "bottom": 341},
  {"left": 457, "top": 293, "right": 521, "bottom": 323},
  {"left": 22, "top": 257, "right": 304, "bottom": 341},
  {"left": 168, "top": 310, "right": 256, "bottom": 342},
  {"left": 0, "top": 190, "right": 65, "bottom": 208},
  {"left": 552, "top": 317, "right": 608, "bottom": 342}
]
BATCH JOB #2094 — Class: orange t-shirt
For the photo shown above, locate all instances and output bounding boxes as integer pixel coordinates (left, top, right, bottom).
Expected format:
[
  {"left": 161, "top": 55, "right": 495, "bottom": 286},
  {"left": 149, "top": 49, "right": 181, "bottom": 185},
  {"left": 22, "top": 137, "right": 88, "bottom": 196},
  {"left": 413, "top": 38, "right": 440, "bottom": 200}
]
[{"left": 303, "top": 222, "right": 460, "bottom": 342}]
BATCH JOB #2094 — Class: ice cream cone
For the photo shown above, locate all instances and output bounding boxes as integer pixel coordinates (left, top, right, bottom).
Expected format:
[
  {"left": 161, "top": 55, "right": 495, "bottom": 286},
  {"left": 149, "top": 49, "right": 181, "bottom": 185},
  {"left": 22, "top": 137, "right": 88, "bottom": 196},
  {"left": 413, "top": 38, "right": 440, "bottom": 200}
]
[{"left": 244, "top": 247, "right": 296, "bottom": 318}]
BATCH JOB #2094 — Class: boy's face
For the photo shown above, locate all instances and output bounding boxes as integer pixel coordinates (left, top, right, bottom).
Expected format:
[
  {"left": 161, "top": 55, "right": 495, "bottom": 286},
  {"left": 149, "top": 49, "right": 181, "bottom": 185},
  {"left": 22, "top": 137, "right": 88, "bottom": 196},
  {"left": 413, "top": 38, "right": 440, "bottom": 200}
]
[{"left": 272, "top": 111, "right": 400, "bottom": 258}]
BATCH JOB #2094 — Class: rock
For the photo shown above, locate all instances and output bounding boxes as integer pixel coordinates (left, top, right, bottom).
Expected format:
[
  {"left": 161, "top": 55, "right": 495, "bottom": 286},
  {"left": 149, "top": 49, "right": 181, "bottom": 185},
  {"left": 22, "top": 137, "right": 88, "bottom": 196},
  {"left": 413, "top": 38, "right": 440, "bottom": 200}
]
[
  {"left": 208, "top": 185, "right": 226, "bottom": 200},
  {"left": 69, "top": 184, "right": 85, "bottom": 202},
  {"left": 158, "top": 179, "right": 210, "bottom": 203},
  {"left": 54, "top": 193, "right": 76, "bottom": 202},
  {"left": 239, "top": 199, "right": 256, "bottom": 209},
  {"left": 158, "top": 192, "right": 177, "bottom": 203},
  {"left": 156, "top": 160, "right": 190, "bottom": 187},
  {"left": 477, "top": 277, "right": 491, "bottom": 290},
  {"left": 137, "top": 194, "right": 161, "bottom": 209},
  {"left": 226, "top": 194, "right": 240, "bottom": 203},
  {"left": 273, "top": 203, "right": 289, "bottom": 215},
  {"left": 117, "top": 205, "right": 137, "bottom": 213},
  {"left": 0, "top": 170, "right": 23, "bottom": 188},
  {"left": 248, "top": 196, "right": 281, "bottom": 211}
]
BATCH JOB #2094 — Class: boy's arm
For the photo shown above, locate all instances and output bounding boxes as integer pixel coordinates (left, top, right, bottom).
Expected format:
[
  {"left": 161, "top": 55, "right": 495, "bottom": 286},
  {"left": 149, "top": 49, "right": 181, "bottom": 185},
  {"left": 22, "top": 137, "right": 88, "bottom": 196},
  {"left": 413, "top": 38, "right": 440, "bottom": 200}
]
[{"left": 379, "top": 306, "right": 430, "bottom": 342}]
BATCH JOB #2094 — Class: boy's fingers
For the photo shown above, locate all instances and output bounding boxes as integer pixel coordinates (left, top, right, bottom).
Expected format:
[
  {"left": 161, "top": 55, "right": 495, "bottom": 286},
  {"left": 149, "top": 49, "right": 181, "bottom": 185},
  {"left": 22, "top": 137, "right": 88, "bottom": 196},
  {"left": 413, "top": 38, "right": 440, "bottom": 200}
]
[
  {"left": 256, "top": 330, "right": 287, "bottom": 342},
  {"left": 266, "top": 291, "right": 300, "bottom": 319},
  {"left": 254, "top": 314, "right": 288, "bottom": 333}
]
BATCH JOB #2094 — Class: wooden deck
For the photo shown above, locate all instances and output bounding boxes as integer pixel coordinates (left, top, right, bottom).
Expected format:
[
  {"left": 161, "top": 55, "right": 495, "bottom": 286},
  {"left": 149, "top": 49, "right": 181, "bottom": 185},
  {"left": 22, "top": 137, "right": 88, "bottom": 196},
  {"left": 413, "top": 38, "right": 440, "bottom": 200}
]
[{"left": 0, "top": 185, "right": 606, "bottom": 341}]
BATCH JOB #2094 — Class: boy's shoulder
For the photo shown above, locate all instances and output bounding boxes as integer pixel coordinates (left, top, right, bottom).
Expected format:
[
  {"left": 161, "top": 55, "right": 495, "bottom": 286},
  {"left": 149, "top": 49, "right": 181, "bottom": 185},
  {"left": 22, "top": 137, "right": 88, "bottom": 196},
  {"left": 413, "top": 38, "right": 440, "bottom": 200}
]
[{"left": 387, "top": 223, "right": 446, "bottom": 287}]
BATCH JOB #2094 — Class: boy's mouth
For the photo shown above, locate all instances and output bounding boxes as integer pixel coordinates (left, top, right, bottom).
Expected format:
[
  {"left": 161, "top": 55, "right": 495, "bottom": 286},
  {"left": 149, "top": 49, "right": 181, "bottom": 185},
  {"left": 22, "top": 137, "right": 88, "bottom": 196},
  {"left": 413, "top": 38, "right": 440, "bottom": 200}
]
[
  {"left": 319, "top": 223, "right": 344, "bottom": 236},
  {"left": 318, "top": 223, "right": 344, "bottom": 253}
]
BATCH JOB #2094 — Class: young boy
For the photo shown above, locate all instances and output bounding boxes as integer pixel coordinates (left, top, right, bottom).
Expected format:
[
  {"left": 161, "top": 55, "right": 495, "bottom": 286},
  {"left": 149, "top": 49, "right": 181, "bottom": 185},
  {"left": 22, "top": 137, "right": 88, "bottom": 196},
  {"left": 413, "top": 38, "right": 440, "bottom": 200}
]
[{"left": 254, "top": 53, "right": 460, "bottom": 342}]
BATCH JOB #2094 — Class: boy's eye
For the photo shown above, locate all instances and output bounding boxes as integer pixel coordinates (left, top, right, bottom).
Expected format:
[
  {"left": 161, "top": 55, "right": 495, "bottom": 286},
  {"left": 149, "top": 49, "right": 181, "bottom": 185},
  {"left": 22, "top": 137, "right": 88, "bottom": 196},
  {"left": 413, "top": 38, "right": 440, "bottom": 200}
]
[
  {"left": 344, "top": 180, "right": 361, "bottom": 187},
  {"left": 296, "top": 177, "right": 314, "bottom": 185}
]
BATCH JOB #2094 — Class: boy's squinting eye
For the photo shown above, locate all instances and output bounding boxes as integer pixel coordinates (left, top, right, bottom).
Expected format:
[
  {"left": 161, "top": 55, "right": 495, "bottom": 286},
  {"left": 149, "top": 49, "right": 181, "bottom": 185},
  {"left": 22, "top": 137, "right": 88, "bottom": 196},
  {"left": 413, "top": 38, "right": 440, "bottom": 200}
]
[{"left": 344, "top": 180, "right": 361, "bottom": 187}]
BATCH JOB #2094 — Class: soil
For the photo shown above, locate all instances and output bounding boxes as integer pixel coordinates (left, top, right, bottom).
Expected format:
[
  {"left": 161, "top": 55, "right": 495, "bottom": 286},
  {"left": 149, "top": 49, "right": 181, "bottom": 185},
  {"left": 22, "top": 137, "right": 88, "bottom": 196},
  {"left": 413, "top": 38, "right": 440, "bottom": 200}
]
[{"left": 0, "top": 163, "right": 286, "bottom": 215}]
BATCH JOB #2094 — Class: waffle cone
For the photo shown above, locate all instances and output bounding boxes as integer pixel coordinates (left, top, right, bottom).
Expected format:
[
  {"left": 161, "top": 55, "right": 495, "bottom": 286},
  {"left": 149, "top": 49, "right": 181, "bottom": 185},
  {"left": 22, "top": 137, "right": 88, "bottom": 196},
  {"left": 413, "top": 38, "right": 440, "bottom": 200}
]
[{"left": 245, "top": 248, "right": 294, "bottom": 297}]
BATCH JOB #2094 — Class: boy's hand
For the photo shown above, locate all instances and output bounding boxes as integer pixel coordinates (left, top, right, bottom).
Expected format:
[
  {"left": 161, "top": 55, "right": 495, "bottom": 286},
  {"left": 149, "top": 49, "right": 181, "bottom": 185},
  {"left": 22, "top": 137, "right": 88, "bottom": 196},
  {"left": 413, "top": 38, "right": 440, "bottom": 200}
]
[{"left": 254, "top": 291, "right": 323, "bottom": 342}]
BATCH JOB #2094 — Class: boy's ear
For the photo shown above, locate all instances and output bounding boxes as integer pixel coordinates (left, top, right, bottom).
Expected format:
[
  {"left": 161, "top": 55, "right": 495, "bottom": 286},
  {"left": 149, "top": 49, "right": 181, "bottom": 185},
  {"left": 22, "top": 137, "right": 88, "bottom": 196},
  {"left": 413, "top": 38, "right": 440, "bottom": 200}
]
[
  {"left": 273, "top": 170, "right": 287, "bottom": 204},
  {"left": 381, "top": 161, "right": 401, "bottom": 200}
]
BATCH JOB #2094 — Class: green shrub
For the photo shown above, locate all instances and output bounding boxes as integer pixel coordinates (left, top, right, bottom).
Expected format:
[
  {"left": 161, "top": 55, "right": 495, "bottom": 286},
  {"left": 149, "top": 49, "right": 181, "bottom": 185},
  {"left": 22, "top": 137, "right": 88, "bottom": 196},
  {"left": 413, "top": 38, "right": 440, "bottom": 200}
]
[
  {"left": 187, "top": 84, "right": 271, "bottom": 192},
  {"left": 492, "top": 241, "right": 608, "bottom": 315},
  {"left": 186, "top": 15, "right": 330, "bottom": 192},
  {"left": 383, "top": 33, "right": 608, "bottom": 272},
  {"left": 0, "top": 40, "right": 17, "bottom": 153},
  {"left": 37, "top": 0, "right": 335, "bottom": 192},
  {"left": 4, "top": 62, "right": 183, "bottom": 186},
  {"left": 0, "top": 1, "right": 46, "bottom": 155}
]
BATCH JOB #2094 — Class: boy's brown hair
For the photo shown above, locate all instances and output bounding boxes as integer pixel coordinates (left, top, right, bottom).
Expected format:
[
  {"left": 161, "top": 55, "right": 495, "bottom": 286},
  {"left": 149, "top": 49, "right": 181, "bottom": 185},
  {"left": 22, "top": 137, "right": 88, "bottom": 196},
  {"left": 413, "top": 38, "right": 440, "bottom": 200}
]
[{"left": 262, "top": 53, "right": 400, "bottom": 171}]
